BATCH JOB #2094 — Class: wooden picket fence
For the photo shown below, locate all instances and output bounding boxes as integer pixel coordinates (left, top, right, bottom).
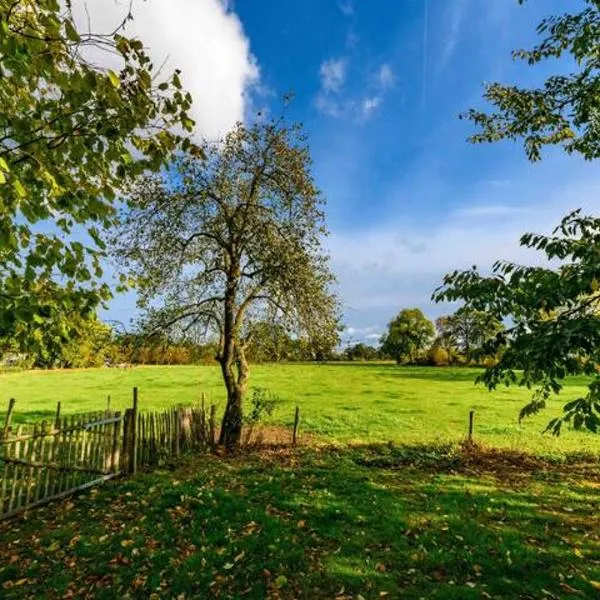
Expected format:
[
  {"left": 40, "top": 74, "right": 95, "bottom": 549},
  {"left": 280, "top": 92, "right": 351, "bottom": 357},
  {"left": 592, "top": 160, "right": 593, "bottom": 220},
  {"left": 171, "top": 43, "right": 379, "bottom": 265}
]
[{"left": 0, "top": 388, "right": 216, "bottom": 521}]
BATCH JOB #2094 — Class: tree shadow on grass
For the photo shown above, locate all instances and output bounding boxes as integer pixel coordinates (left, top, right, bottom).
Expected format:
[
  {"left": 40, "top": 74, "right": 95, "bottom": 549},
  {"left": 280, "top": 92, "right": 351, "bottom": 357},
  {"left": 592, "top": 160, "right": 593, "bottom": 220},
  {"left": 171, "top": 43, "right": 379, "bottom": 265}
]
[{"left": 0, "top": 444, "right": 598, "bottom": 599}]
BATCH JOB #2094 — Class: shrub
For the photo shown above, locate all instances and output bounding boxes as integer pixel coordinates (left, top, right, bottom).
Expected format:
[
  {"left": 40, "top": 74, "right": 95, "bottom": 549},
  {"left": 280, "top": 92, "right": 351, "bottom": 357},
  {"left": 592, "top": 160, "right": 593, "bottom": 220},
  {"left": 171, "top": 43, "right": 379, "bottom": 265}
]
[
  {"left": 243, "top": 388, "right": 278, "bottom": 445},
  {"left": 427, "top": 346, "right": 450, "bottom": 366}
]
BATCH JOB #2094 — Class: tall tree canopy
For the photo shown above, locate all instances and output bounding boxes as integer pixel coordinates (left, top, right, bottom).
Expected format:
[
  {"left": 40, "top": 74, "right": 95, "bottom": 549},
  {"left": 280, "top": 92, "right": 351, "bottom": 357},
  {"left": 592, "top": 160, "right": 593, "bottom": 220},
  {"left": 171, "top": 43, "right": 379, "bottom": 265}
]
[
  {"left": 435, "top": 0, "right": 600, "bottom": 434},
  {"left": 380, "top": 308, "right": 434, "bottom": 364},
  {"left": 436, "top": 308, "right": 503, "bottom": 362},
  {"left": 115, "top": 120, "right": 340, "bottom": 447},
  {"left": 0, "top": 0, "right": 195, "bottom": 354}
]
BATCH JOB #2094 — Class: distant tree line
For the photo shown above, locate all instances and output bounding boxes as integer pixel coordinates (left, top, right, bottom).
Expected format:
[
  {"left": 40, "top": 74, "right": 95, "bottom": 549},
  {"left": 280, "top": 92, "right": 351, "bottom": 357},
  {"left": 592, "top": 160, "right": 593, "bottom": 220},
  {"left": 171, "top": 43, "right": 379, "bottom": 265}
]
[
  {"left": 0, "top": 318, "right": 342, "bottom": 369},
  {"left": 1, "top": 306, "right": 504, "bottom": 369},
  {"left": 345, "top": 307, "right": 504, "bottom": 367}
]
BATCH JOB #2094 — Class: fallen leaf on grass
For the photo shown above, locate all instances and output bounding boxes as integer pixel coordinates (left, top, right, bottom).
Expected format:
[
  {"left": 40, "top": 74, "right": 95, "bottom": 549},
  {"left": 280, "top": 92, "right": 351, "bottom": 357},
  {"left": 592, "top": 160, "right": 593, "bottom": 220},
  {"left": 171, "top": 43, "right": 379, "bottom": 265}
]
[{"left": 559, "top": 582, "right": 584, "bottom": 596}]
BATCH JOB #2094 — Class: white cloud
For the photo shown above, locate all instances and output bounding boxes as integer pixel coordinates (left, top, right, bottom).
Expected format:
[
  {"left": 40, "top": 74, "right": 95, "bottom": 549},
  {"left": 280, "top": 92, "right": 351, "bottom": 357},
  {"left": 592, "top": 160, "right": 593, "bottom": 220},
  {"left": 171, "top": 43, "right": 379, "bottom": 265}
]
[
  {"left": 316, "top": 60, "right": 395, "bottom": 120},
  {"left": 319, "top": 58, "right": 347, "bottom": 93},
  {"left": 356, "top": 64, "right": 394, "bottom": 119},
  {"left": 315, "top": 94, "right": 344, "bottom": 118},
  {"left": 338, "top": 0, "right": 354, "bottom": 17},
  {"left": 376, "top": 64, "right": 395, "bottom": 89},
  {"left": 326, "top": 184, "right": 600, "bottom": 329},
  {"left": 72, "top": 0, "right": 259, "bottom": 140},
  {"left": 453, "top": 204, "right": 532, "bottom": 218},
  {"left": 437, "top": 0, "right": 468, "bottom": 73},
  {"left": 343, "top": 326, "right": 383, "bottom": 344},
  {"left": 361, "top": 96, "right": 381, "bottom": 117}
]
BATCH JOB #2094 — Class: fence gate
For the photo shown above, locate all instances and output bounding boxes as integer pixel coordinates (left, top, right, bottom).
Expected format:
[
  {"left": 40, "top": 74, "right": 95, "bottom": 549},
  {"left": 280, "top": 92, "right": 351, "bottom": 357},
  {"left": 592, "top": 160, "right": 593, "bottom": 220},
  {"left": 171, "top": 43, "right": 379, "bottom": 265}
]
[{"left": 0, "top": 410, "right": 124, "bottom": 520}]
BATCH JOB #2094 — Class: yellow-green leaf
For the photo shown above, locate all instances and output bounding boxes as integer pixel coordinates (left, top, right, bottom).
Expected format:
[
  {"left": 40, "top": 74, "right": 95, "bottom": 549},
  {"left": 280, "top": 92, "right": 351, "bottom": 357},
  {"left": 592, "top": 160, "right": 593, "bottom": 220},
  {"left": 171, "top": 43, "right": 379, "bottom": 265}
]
[
  {"left": 107, "top": 70, "right": 121, "bottom": 89},
  {"left": 0, "top": 157, "right": 9, "bottom": 172},
  {"left": 13, "top": 180, "right": 26, "bottom": 199}
]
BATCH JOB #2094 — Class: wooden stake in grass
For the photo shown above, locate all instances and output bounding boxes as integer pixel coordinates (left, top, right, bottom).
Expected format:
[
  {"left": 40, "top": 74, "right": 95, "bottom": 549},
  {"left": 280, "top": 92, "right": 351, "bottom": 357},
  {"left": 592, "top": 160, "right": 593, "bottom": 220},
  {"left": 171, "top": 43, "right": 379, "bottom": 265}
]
[
  {"left": 468, "top": 410, "right": 475, "bottom": 443},
  {"left": 2, "top": 398, "right": 16, "bottom": 440},
  {"left": 293, "top": 406, "right": 300, "bottom": 445},
  {"left": 54, "top": 401, "right": 61, "bottom": 431}
]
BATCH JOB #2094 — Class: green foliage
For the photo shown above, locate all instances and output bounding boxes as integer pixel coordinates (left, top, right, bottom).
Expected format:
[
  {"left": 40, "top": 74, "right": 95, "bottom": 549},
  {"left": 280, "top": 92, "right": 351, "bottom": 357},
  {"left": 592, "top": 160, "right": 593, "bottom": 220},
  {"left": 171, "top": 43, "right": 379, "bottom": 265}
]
[
  {"left": 344, "top": 342, "right": 379, "bottom": 361},
  {"left": 380, "top": 308, "right": 435, "bottom": 364},
  {"left": 435, "top": 308, "right": 504, "bottom": 364},
  {"left": 115, "top": 119, "right": 340, "bottom": 446},
  {"left": 426, "top": 345, "right": 451, "bottom": 367},
  {"left": 434, "top": 210, "right": 600, "bottom": 434},
  {"left": 242, "top": 387, "right": 278, "bottom": 444},
  {"left": 0, "top": 0, "right": 196, "bottom": 355},
  {"left": 463, "top": 0, "right": 600, "bottom": 161},
  {"left": 439, "top": 0, "right": 600, "bottom": 435},
  {"left": 40, "top": 315, "right": 113, "bottom": 368},
  {"left": 243, "top": 387, "right": 278, "bottom": 426}
]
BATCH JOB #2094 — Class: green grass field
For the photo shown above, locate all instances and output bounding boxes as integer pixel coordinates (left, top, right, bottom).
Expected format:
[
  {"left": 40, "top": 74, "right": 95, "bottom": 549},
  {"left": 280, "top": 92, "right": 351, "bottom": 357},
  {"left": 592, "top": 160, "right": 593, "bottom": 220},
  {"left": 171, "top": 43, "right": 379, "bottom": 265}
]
[
  {"left": 2, "top": 364, "right": 600, "bottom": 598},
  {"left": 1, "top": 446, "right": 599, "bottom": 599},
  {"left": 1, "top": 363, "right": 599, "bottom": 457}
]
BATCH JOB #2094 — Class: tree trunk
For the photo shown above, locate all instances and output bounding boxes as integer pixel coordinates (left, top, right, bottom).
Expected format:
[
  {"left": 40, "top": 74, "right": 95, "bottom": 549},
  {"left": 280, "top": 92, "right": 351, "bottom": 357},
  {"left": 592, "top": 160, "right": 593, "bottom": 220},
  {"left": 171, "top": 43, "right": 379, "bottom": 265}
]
[
  {"left": 218, "top": 344, "right": 250, "bottom": 448},
  {"left": 219, "top": 383, "right": 244, "bottom": 448}
]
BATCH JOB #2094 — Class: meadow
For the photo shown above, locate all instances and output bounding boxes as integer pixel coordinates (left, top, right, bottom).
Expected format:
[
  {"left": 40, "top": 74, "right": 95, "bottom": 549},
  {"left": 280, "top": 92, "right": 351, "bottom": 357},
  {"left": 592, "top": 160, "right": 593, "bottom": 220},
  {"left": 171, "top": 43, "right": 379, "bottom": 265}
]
[
  {"left": 1, "top": 363, "right": 599, "bottom": 457},
  {"left": 2, "top": 365, "right": 600, "bottom": 598}
]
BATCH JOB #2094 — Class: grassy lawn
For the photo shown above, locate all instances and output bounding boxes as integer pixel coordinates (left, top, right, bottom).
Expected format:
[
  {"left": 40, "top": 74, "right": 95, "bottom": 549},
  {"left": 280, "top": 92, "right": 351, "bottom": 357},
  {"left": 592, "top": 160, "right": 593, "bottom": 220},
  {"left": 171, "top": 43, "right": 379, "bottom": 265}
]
[
  {"left": 1, "top": 364, "right": 599, "bottom": 457},
  {"left": 1, "top": 444, "right": 599, "bottom": 599}
]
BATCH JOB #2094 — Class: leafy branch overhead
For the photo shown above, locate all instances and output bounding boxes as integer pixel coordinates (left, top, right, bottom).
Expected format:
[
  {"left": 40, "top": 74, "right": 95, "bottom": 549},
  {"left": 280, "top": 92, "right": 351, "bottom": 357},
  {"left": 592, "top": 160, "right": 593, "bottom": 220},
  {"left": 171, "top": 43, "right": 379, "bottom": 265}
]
[
  {"left": 435, "top": 0, "right": 600, "bottom": 435},
  {"left": 0, "top": 0, "right": 199, "bottom": 354},
  {"left": 434, "top": 210, "right": 600, "bottom": 434},
  {"left": 464, "top": 1, "right": 600, "bottom": 161}
]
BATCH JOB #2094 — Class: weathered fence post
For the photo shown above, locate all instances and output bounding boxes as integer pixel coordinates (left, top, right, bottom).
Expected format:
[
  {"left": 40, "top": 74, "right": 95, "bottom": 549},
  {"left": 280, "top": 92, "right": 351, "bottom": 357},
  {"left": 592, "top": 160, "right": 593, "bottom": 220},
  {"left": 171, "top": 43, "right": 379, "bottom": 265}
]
[
  {"left": 129, "top": 387, "right": 139, "bottom": 474},
  {"left": 209, "top": 404, "right": 216, "bottom": 447},
  {"left": 54, "top": 401, "right": 61, "bottom": 431},
  {"left": 468, "top": 410, "right": 475, "bottom": 442},
  {"left": 2, "top": 398, "right": 16, "bottom": 439},
  {"left": 111, "top": 411, "right": 121, "bottom": 472},
  {"left": 292, "top": 406, "right": 300, "bottom": 445},
  {"left": 106, "top": 395, "right": 111, "bottom": 414},
  {"left": 122, "top": 409, "right": 131, "bottom": 472},
  {"left": 174, "top": 407, "right": 181, "bottom": 456}
]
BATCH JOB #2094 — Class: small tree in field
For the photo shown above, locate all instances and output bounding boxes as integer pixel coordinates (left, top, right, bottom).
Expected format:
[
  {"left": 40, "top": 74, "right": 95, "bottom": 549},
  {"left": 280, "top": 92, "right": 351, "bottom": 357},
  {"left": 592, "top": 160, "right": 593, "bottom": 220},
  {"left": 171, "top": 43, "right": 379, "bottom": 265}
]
[
  {"left": 115, "top": 120, "right": 340, "bottom": 447},
  {"left": 380, "top": 308, "right": 434, "bottom": 364}
]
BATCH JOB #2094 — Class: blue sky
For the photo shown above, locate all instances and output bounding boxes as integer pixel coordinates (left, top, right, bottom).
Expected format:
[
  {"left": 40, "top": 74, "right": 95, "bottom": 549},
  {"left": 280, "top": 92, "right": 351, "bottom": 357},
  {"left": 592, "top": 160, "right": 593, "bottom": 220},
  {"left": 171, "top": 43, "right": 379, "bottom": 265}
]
[{"left": 100, "top": 0, "right": 598, "bottom": 345}]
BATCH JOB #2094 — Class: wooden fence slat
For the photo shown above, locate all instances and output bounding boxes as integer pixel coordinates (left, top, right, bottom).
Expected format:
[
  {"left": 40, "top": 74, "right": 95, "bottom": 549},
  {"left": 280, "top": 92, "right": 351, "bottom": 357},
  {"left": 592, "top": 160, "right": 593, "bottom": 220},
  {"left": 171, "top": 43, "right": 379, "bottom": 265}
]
[
  {"left": 2, "top": 398, "right": 16, "bottom": 440},
  {"left": 1, "top": 395, "right": 216, "bottom": 520},
  {"left": 8, "top": 426, "right": 22, "bottom": 513},
  {"left": 25, "top": 424, "right": 38, "bottom": 506},
  {"left": 35, "top": 422, "right": 47, "bottom": 503}
]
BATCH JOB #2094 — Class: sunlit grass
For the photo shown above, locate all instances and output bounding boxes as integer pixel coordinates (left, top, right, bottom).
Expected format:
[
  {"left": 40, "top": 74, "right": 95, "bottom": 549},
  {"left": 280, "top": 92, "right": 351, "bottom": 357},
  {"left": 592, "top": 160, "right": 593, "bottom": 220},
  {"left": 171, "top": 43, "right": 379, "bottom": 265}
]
[{"left": 1, "top": 363, "right": 598, "bottom": 456}]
